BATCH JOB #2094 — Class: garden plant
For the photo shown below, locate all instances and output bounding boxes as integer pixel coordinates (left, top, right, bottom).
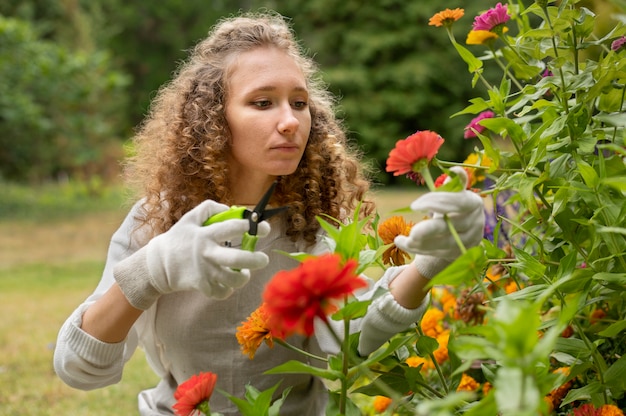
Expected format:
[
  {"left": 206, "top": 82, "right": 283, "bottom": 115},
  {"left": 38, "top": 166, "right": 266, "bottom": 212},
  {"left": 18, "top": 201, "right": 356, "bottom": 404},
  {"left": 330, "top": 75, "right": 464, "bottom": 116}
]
[{"left": 171, "top": 1, "right": 626, "bottom": 415}]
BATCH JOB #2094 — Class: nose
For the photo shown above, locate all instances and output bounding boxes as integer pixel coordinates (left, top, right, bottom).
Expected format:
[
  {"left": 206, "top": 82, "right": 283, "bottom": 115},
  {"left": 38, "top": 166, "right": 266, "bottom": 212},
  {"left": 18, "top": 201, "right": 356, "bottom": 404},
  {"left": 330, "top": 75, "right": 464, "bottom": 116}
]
[{"left": 277, "top": 105, "right": 299, "bottom": 135}]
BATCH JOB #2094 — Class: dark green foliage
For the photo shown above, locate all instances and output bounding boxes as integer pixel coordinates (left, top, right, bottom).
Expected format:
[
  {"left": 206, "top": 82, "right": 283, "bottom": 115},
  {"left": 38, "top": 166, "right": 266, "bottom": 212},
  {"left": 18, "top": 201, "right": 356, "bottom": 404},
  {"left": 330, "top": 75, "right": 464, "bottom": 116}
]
[
  {"left": 255, "top": 0, "right": 499, "bottom": 183},
  {"left": 0, "top": 15, "right": 129, "bottom": 182}
]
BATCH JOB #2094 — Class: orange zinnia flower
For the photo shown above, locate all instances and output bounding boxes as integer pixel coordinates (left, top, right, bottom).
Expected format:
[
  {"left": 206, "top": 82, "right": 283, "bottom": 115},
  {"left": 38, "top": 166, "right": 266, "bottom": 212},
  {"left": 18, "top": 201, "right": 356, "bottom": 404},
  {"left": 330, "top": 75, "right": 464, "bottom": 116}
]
[
  {"left": 378, "top": 216, "right": 414, "bottom": 266},
  {"left": 429, "top": 8, "right": 464, "bottom": 27},
  {"left": 456, "top": 373, "right": 480, "bottom": 392},
  {"left": 406, "top": 355, "right": 433, "bottom": 371},
  {"left": 263, "top": 254, "right": 367, "bottom": 337},
  {"left": 372, "top": 396, "right": 393, "bottom": 412},
  {"left": 236, "top": 303, "right": 281, "bottom": 359},
  {"left": 420, "top": 308, "right": 445, "bottom": 338},
  {"left": 386, "top": 130, "right": 444, "bottom": 177},
  {"left": 598, "top": 405, "right": 624, "bottom": 416},
  {"left": 433, "top": 330, "right": 450, "bottom": 364},
  {"left": 173, "top": 372, "right": 218, "bottom": 416}
]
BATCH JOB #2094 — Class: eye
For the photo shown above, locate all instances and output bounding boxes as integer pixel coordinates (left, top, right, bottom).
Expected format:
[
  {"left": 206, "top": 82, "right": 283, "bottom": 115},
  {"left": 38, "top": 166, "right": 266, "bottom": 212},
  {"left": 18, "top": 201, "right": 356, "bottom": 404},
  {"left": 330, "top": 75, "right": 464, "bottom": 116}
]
[
  {"left": 292, "top": 100, "right": 308, "bottom": 109},
  {"left": 253, "top": 100, "right": 272, "bottom": 108}
]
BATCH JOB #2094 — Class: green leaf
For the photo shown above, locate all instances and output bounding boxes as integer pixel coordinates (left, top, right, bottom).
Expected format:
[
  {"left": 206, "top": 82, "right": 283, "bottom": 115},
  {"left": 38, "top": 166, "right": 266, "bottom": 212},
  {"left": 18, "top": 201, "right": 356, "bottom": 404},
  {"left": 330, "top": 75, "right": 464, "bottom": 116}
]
[
  {"left": 592, "top": 272, "right": 626, "bottom": 286},
  {"left": 352, "top": 365, "right": 414, "bottom": 396},
  {"left": 264, "top": 360, "right": 342, "bottom": 381},
  {"left": 221, "top": 382, "right": 289, "bottom": 416},
  {"left": 595, "top": 112, "right": 626, "bottom": 127},
  {"left": 510, "top": 247, "right": 546, "bottom": 282},
  {"left": 602, "top": 177, "right": 626, "bottom": 192},
  {"left": 452, "top": 41, "right": 483, "bottom": 74},
  {"left": 598, "top": 319, "right": 626, "bottom": 338},
  {"left": 331, "top": 299, "right": 371, "bottom": 321},
  {"left": 561, "top": 382, "right": 603, "bottom": 406},
  {"left": 494, "top": 367, "right": 541, "bottom": 413},
  {"left": 415, "top": 334, "right": 439, "bottom": 356},
  {"left": 576, "top": 159, "right": 599, "bottom": 188},
  {"left": 603, "top": 354, "right": 626, "bottom": 389},
  {"left": 428, "top": 245, "right": 487, "bottom": 287}
]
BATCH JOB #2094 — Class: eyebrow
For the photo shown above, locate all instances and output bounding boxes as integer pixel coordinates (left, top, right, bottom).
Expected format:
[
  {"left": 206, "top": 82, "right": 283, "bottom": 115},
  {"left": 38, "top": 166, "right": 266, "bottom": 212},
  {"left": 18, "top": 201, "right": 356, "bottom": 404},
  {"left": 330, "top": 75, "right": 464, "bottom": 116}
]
[{"left": 250, "top": 85, "right": 308, "bottom": 93}]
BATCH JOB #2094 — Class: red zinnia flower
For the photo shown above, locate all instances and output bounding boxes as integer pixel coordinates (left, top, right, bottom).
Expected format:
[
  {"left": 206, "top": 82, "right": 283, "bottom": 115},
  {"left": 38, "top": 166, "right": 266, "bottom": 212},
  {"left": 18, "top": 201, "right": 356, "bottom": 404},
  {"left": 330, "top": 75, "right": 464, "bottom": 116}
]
[
  {"left": 464, "top": 111, "right": 495, "bottom": 139},
  {"left": 473, "top": 3, "right": 510, "bottom": 32},
  {"left": 262, "top": 254, "right": 367, "bottom": 337},
  {"left": 173, "top": 372, "right": 218, "bottom": 416},
  {"left": 386, "top": 130, "right": 444, "bottom": 176},
  {"left": 573, "top": 404, "right": 601, "bottom": 416}
]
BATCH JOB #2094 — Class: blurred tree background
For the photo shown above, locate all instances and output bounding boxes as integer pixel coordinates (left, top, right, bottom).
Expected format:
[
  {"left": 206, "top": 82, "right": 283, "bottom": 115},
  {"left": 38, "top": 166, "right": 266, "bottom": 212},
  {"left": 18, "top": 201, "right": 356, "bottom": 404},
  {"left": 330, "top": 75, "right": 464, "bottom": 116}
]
[{"left": 1, "top": 0, "right": 623, "bottom": 185}]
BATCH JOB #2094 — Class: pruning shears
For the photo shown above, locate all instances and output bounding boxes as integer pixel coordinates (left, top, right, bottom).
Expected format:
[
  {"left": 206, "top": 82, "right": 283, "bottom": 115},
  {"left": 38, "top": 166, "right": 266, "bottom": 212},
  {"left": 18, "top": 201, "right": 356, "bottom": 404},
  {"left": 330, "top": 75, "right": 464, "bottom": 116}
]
[{"left": 203, "top": 181, "right": 288, "bottom": 252}]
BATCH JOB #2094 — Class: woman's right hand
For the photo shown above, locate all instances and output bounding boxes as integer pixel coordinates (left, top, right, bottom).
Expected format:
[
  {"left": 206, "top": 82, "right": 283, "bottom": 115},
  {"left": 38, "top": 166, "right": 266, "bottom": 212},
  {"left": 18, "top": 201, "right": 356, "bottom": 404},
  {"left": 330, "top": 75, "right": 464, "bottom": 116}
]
[{"left": 116, "top": 200, "right": 270, "bottom": 310}]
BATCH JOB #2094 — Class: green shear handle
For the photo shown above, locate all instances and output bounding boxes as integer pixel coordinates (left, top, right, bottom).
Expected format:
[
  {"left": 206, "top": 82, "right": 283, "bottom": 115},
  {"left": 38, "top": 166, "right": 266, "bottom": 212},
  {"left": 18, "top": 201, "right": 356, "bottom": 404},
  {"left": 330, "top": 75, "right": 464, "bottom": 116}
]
[
  {"left": 202, "top": 181, "right": 288, "bottom": 253},
  {"left": 203, "top": 206, "right": 259, "bottom": 251}
]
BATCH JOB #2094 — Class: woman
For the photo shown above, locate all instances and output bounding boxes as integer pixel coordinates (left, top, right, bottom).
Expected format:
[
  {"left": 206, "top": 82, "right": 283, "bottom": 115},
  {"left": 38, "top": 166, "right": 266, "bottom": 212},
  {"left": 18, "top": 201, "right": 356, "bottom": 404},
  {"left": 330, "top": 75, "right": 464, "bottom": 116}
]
[{"left": 54, "top": 11, "right": 484, "bottom": 415}]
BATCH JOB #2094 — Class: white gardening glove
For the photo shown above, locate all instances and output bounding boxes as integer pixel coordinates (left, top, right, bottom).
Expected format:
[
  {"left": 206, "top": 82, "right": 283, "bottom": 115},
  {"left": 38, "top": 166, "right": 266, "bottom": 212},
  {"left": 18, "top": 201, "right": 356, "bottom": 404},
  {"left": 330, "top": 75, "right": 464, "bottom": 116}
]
[
  {"left": 394, "top": 167, "right": 485, "bottom": 279},
  {"left": 115, "top": 200, "right": 270, "bottom": 310}
]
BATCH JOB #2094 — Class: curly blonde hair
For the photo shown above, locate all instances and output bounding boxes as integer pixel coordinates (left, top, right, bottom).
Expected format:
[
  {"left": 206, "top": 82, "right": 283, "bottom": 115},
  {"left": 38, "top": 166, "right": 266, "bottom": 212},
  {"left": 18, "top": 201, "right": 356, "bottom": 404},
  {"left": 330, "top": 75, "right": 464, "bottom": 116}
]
[{"left": 125, "top": 11, "right": 374, "bottom": 244}]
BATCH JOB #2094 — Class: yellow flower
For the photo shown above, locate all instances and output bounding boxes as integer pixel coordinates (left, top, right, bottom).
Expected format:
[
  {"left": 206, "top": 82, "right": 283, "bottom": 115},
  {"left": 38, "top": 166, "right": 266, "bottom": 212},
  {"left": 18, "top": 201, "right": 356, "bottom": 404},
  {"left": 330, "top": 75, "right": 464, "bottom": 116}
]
[
  {"left": 466, "top": 29, "right": 499, "bottom": 45},
  {"left": 463, "top": 152, "right": 492, "bottom": 185},
  {"left": 378, "top": 216, "right": 414, "bottom": 266},
  {"left": 457, "top": 373, "right": 480, "bottom": 392},
  {"left": 429, "top": 8, "right": 465, "bottom": 27}
]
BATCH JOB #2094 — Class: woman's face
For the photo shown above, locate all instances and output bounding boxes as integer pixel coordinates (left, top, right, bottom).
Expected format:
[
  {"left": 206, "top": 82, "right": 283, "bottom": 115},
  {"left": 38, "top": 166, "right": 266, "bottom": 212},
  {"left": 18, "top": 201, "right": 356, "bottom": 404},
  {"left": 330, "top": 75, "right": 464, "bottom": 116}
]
[{"left": 225, "top": 46, "right": 311, "bottom": 188}]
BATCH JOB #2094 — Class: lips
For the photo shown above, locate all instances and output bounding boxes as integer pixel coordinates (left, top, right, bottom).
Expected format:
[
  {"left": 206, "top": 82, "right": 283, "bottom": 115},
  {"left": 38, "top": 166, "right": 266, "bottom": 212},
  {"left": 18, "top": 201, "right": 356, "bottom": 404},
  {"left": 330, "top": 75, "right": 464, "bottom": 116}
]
[{"left": 270, "top": 143, "right": 299, "bottom": 151}]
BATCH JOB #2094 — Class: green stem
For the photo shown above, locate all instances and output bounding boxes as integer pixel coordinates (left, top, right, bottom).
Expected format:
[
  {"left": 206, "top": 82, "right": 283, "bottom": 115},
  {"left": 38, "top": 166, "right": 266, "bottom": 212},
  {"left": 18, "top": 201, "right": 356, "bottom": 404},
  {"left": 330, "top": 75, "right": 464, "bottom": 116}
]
[
  {"left": 488, "top": 44, "right": 524, "bottom": 92},
  {"left": 339, "top": 307, "right": 351, "bottom": 415},
  {"left": 275, "top": 339, "right": 328, "bottom": 363},
  {"left": 541, "top": 3, "right": 570, "bottom": 114},
  {"left": 420, "top": 167, "right": 467, "bottom": 256},
  {"left": 416, "top": 326, "right": 449, "bottom": 394},
  {"left": 368, "top": 367, "right": 445, "bottom": 399}
]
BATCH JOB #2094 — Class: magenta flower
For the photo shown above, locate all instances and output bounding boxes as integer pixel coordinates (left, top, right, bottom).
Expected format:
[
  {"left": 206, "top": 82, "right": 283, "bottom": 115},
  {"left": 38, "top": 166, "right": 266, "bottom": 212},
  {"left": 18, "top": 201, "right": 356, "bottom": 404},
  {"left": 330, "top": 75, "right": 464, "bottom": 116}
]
[
  {"left": 473, "top": 3, "right": 510, "bottom": 32},
  {"left": 611, "top": 35, "right": 626, "bottom": 51},
  {"left": 464, "top": 111, "right": 495, "bottom": 139}
]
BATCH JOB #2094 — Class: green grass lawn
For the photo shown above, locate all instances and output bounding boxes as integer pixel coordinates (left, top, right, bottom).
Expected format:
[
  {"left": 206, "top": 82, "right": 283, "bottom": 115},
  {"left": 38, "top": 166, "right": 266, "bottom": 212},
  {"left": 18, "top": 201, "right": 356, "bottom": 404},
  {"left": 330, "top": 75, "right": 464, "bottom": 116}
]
[
  {"left": 0, "top": 183, "right": 160, "bottom": 415},
  {"left": 0, "top": 261, "right": 160, "bottom": 415},
  {"left": 0, "top": 183, "right": 421, "bottom": 415}
]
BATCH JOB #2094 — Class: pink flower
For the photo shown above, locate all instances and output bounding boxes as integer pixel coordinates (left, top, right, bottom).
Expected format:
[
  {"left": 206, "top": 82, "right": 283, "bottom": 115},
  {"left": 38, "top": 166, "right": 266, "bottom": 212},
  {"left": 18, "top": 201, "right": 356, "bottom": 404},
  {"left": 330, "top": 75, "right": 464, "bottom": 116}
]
[
  {"left": 464, "top": 111, "right": 495, "bottom": 139},
  {"left": 611, "top": 35, "right": 626, "bottom": 51},
  {"left": 472, "top": 3, "right": 510, "bottom": 32}
]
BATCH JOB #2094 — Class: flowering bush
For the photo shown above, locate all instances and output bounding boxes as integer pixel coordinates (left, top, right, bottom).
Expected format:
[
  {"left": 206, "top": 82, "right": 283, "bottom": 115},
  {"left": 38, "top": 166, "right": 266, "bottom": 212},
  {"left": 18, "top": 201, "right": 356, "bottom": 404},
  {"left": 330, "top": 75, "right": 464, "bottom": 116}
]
[{"left": 175, "top": 1, "right": 626, "bottom": 415}]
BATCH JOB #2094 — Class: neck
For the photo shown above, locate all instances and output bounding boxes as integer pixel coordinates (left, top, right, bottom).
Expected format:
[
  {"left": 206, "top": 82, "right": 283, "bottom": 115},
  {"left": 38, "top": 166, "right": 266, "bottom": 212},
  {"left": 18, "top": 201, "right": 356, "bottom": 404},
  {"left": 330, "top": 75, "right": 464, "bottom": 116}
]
[{"left": 229, "top": 176, "right": 278, "bottom": 205}]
